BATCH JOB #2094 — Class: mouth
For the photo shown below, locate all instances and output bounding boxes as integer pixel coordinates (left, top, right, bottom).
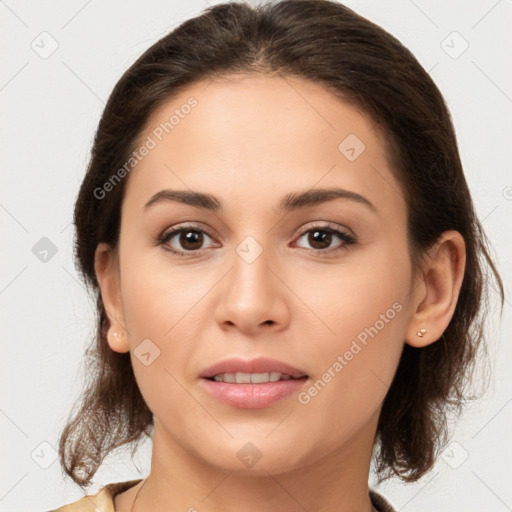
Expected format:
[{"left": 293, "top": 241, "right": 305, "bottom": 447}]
[
  {"left": 199, "top": 356, "right": 308, "bottom": 380},
  {"left": 205, "top": 372, "right": 308, "bottom": 384},
  {"left": 199, "top": 357, "right": 309, "bottom": 409}
]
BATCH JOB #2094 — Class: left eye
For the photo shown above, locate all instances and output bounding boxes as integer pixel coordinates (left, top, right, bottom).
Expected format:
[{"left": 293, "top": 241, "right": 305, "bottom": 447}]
[{"left": 295, "top": 227, "right": 355, "bottom": 252}]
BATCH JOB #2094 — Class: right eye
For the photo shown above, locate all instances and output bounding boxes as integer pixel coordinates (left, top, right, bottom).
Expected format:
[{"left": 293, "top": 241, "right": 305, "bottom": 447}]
[{"left": 158, "top": 225, "right": 219, "bottom": 256}]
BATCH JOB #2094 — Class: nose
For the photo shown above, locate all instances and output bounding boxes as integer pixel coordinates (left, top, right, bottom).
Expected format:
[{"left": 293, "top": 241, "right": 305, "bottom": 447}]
[{"left": 214, "top": 242, "right": 290, "bottom": 335}]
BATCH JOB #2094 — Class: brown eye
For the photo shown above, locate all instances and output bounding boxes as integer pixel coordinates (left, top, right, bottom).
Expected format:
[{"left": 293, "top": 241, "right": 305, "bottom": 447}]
[
  {"left": 159, "top": 227, "right": 216, "bottom": 255},
  {"left": 295, "top": 225, "right": 356, "bottom": 254},
  {"left": 178, "top": 230, "right": 204, "bottom": 251},
  {"left": 307, "top": 229, "right": 332, "bottom": 250}
]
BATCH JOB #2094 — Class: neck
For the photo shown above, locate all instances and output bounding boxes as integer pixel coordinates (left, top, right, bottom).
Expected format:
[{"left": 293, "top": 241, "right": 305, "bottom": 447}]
[{"left": 129, "top": 414, "right": 379, "bottom": 512}]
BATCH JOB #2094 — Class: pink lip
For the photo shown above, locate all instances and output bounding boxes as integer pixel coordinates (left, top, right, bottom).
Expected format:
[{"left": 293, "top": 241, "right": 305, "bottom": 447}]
[
  {"left": 199, "top": 357, "right": 308, "bottom": 379},
  {"left": 198, "top": 357, "right": 309, "bottom": 409},
  {"left": 200, "top": 378, "right": 308, "bottom": 409}
]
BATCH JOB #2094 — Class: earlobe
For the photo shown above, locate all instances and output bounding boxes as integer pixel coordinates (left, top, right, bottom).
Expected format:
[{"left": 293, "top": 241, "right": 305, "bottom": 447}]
[
  {"left": 94, "top": 242, "right": 130, "bottom": 353},
  {"left": 107, "top": 327, "right": 129, "bottom": 353},
  {"left": 405, "top": 231, "right": 466, "bottom": 348}
]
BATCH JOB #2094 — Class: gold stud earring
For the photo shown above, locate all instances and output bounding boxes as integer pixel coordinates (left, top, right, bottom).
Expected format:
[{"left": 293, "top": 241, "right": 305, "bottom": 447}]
[{"left": 416, "top": 328, "right": 427, "bottom": 337}]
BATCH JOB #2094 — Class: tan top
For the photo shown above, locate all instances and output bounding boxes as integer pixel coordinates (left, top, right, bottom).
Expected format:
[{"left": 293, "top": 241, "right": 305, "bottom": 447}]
[{"left": 48, "top": 479, "right": 397, "bottom": 511}]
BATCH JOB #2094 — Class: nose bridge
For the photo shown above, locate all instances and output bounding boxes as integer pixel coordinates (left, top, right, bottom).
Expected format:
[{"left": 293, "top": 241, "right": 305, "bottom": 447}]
[
  {"left": 230, "top": 235, "right": 275, "bottom": 306},
  {"left": 215, "top": 234, "right": 287, "bottom": 331}
]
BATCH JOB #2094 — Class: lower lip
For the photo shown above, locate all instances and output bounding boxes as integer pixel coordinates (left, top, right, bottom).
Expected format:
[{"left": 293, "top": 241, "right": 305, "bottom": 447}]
[{"left": 200, "top": 377, "right": 308, "bottom": 409}]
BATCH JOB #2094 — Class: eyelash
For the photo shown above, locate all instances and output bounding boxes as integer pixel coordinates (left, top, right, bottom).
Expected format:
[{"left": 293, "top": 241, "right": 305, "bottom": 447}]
[{"left": 156, "top": 223, "right": 357, "bottom": 257}]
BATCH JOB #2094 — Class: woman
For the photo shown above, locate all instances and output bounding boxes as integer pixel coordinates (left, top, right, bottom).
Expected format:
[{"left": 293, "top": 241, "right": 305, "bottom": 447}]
[{"left": 51, "top": 1, "right": 503, "bottom": 510}]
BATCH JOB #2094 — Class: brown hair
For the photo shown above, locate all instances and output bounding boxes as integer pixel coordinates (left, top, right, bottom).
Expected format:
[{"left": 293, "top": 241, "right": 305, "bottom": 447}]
[{"left": 59, "top": 0, "right": 504, "bottom": 488}]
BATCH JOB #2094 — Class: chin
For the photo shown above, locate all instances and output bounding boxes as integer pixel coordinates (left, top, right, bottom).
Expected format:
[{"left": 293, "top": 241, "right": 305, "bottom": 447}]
[{"left": 196, "top": 437, "right": 312, "bottom": 476}]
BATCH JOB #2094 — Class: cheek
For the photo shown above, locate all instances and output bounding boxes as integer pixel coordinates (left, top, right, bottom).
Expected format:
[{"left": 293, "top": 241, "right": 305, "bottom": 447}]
[
  {"left": 117, "top": 249, "right": 207, "bottom": 417},
  {"left": 119, "top": 246, "right": 210, "bottom": 339},
  {"left": 294, "top": 240, "right": 412, "bottom": 344},
  {"left": 292, "top": 244, "right": 411, "bottom": 421}
]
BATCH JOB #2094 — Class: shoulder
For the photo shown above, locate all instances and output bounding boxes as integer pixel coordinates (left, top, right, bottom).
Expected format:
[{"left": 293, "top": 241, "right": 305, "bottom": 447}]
[
  {"left": 47, "top": 479, "right": 143, "bottom": 512},
  {"left": 369, "top": 487, "right": 397, "bottom": 512},
  {"left": 47, "top": 480, "right": 392, "bottom": 512}
]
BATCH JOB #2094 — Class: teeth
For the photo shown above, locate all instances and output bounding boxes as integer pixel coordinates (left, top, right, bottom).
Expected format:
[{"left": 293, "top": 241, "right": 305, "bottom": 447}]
[
  {"left": 249, "top": 372, "right": 266, "bottom": 383},
  {"left": 212, "top": 372, "right": 295, "bottom": 383},
  {"left": 237, "top": 372, "right": 251, "bottom": 383}
]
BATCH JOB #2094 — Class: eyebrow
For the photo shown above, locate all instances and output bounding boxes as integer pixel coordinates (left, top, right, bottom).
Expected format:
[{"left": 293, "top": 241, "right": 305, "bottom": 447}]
[{"left": 143, "top": 187, "right": 377, "bottom": 214}]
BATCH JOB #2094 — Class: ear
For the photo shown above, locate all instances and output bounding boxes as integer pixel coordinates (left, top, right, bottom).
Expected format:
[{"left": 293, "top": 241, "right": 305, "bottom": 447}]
[
  {"left": 94, "top": 242, "right": 130, "bottom": 353},
  {"left": 405, "top": 230, "right": 466, "bottom": 348}
]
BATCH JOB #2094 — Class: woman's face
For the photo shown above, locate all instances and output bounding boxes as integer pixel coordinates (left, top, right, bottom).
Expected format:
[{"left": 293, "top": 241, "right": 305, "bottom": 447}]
[{"left": 103, "top": 73, "right": 421, "bottom": 475}]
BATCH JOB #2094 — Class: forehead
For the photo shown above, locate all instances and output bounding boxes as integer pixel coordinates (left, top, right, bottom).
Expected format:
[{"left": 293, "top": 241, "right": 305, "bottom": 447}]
[{"left": 124, "top": 73, "right": 406, "bottom": 219}]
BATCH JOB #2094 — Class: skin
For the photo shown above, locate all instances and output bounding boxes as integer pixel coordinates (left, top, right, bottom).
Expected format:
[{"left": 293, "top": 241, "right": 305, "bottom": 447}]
[{"left": 94, "top": 73, "right": 466, "bottom": 512}]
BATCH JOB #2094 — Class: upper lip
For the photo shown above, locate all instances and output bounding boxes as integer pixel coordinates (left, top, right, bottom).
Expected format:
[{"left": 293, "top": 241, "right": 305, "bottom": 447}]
[{"left": 199, "top": 357, "right": 308, "bottom": 379}]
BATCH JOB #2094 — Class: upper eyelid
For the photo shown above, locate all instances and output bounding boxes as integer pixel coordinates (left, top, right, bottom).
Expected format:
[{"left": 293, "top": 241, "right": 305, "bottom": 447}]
[
  {"left": 295, "top": 220, "right": 354, "bottom": 238},
  {"left": 161, "top": 223, "right": 216, "bottom": 240},
  {"left": 161, "top": 221, "right": 351, "bottom": 238}
]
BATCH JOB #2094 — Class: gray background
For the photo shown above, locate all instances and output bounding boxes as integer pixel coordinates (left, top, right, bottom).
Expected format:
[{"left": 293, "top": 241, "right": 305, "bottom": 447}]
[{"left": 1, "top": 1, "right": 510, "bottom": 510}]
